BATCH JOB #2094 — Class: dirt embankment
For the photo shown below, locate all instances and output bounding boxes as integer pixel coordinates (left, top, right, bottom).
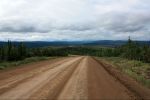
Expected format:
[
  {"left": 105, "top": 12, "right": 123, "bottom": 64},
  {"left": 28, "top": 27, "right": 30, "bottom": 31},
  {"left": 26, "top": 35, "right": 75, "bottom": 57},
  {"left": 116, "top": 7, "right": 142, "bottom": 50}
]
[{"left": 0, "top": 56, "right": 149, "bottom": 100}]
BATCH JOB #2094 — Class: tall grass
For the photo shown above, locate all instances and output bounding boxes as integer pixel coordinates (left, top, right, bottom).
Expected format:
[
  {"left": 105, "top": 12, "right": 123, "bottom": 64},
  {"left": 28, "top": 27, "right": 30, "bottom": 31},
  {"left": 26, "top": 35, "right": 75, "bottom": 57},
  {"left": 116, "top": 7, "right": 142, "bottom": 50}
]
[{"left": 99, "top": 57, "right": 150, "bottom": 88}]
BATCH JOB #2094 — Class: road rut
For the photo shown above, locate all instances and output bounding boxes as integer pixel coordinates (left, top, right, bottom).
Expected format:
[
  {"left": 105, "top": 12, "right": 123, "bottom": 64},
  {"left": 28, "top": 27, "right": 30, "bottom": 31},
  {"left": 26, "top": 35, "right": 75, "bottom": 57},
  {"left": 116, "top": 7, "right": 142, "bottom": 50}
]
[{"left": 0, "top": 56, "right": 149, "bottom": 100}]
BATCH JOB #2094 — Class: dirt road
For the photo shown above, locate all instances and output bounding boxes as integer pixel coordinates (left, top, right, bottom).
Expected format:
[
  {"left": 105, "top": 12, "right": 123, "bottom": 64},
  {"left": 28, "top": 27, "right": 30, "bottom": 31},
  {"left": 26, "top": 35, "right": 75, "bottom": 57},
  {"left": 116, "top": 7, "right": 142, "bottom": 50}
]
[{"left": 0, "top": 56, "right": 149, "bottom": 100}]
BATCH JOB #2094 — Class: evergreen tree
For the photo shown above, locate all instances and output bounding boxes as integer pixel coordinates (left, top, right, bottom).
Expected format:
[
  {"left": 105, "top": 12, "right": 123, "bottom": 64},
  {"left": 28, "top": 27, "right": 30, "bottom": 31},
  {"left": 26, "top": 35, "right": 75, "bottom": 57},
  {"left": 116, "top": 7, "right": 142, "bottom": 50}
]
[
  {"left": 7, "top": 40, "right": 13, "bottom": 61},
  {"left": 18, "top": 42, "right": 27, "bottom": 60}
]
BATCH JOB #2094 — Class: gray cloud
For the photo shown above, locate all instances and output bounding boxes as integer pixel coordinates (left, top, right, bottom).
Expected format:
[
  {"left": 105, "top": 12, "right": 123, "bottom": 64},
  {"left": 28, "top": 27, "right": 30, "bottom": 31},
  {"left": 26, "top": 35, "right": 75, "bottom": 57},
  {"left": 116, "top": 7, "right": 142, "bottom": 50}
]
[
  {"left": 100, "top": 12, "right": 150, "bottom": 33},
  {"left": 0, "top": 0, "right": 150, "bottom": 41},
  {"left": 0, "top": 25, "right": 48, "bottom": 33}
]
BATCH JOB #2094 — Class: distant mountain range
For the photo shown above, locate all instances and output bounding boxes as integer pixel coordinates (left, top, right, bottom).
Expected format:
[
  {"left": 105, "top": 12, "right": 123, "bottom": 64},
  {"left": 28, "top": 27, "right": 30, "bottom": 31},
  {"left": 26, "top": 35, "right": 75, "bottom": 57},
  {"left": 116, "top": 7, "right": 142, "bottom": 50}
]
[{"left": 0, "top": 40, "right": 149, "bottom": 48}]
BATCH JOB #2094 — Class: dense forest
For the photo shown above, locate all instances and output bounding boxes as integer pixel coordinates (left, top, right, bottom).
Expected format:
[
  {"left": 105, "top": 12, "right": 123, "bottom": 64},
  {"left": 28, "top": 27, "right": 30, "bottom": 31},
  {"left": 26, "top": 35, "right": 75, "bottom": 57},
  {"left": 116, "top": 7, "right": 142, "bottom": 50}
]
[
  {"left": 0, "top": 38, "right": 150, "bottom": 63},
  {"left": 0, "top": 41, "right": 67, "bottom": 62}
]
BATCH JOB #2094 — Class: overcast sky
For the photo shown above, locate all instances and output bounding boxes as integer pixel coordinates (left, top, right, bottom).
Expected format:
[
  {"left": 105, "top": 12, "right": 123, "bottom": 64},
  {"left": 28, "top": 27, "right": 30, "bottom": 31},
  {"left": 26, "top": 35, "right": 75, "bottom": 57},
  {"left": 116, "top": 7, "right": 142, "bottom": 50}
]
[{"left": 0, "top": 0, "right": 150, "bottom": 41}]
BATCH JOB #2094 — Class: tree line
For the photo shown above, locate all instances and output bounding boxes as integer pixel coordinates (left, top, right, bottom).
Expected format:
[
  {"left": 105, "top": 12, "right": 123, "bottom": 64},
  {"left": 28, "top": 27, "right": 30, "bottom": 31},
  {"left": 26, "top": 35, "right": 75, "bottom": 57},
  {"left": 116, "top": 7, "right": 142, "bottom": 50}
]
[
  {"left": 0, "top": 41, "right": 67, "bottom": 62},
  {"left": 118, "top": 38, "right": 150, "bottom": 63},
  {"left": 0, "top": 39, "right": 150, "bottom": 63},
  {"left": 60, "top": 38, "right": 150, "bottom": 63},
  {"left": 0, "top": 41, "right": 27, "bottom": 61}
]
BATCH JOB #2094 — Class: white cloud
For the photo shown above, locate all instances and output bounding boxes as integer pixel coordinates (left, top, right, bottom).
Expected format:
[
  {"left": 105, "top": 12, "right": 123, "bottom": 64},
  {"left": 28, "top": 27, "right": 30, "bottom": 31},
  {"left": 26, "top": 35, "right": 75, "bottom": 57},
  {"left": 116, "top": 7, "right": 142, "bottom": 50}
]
[{"left": 0, "top": 0, "right": 150, "bottom": 41}]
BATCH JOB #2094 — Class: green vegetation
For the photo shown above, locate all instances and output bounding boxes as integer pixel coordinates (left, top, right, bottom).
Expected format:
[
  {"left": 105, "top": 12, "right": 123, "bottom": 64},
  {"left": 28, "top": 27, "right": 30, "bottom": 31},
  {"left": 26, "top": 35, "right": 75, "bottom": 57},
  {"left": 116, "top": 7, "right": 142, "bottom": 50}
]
[
  {"left": 117, "top": 37, "right": 150, "bottom": 63},
  {"left": 0, "top": 41, "right": 27, "bottom": 61},
  {"left": 0, "top": 38, "right": 150, "bottom": 63},
  {"left": 58, "top": 37, "right": 150, "bottom": 64},
  {"left": 59, "top": 46, "right": 119, "bottom": 57},
  {"left": 0, "top": 57, "right": 52, "bottom": 70},
  {"left": 99, "top": 57, "right": 150, "bottom": 88},
  {"left": 0, "top": 41, "right": 67, "bottom": 62},
  {"left": 0, "top": 41, "right": 67, "bottom": 69}
]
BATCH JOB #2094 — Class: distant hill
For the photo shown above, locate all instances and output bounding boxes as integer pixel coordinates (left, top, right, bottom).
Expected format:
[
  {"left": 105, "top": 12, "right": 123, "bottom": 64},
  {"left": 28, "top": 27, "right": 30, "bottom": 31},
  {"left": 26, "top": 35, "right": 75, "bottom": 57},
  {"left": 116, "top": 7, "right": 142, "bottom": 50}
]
[
  {"left": 0, "top": 41, "right": 85, "bottom": 48},
  {"left": 0, "top": 40, "right": 149, "bottom": 48},
  {"left": 83, "top": 40, "right": 150, "bottom": 47}
]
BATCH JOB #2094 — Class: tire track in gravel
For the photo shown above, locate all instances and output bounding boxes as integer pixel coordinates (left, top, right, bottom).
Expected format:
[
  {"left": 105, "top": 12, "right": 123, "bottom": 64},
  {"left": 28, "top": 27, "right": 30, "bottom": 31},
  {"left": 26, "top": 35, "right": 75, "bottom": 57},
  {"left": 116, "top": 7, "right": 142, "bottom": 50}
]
[
  {"left": 0, "top": 57, "right": 75, "bottom": 95},
  {"left": 0, "top": 57, "right": 83, "bottom": 100},
  {"left": 57, "top": 56, "right": 138, "bottom": 100},
  {"left": 57, "top": 57, "right": 88, "bottom": 100},
  {"left": 29, "top": 57, "right": 84, "bottom": 100},
  {"left": 0, "top": 56, "right": 150, "bottom": 100}
]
